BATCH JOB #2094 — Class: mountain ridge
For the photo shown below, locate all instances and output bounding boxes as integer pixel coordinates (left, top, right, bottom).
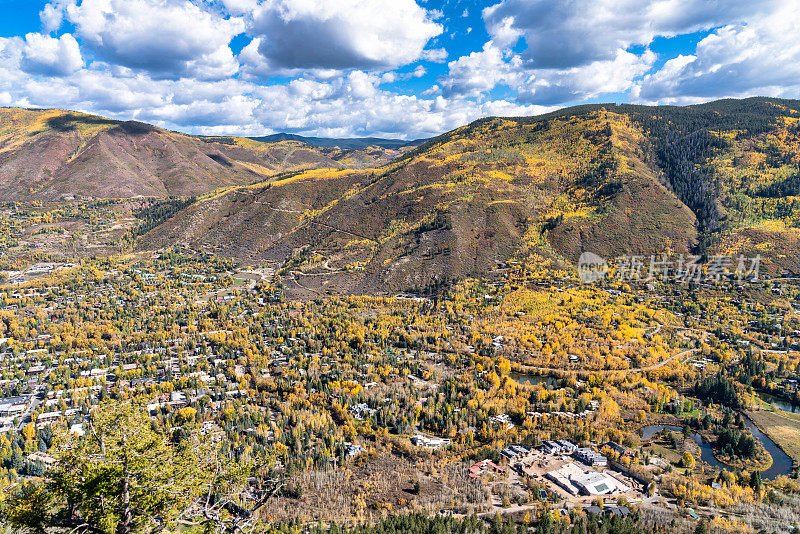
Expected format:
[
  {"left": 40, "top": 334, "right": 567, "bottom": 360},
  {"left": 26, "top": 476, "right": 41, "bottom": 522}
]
[
  {"left": 139, "top": 108, "right": 697, "bottom": 294},
  {"left": 138, "top": 97, "right": 800, "bottom": 295},
  {"left": 4, "top": 98, "right": 800, "bottom": 295},
  {"left": 0, "top": 107, "right": 410, "bottom": 200}
]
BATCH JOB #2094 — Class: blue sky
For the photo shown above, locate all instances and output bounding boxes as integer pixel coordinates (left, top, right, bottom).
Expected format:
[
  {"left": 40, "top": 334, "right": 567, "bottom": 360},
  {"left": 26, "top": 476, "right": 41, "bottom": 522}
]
[{"left": 0, "top": 0, "right": 797, "bottom": 138}]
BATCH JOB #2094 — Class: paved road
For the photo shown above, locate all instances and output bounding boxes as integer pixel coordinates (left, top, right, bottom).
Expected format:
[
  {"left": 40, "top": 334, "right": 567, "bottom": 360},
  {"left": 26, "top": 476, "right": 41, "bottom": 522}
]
[
  {"left": 645, "top": 347, "right": 699, "bottom": 371},
  {"left": 16, "top": 393, "right": 42, "bottom": 431}
]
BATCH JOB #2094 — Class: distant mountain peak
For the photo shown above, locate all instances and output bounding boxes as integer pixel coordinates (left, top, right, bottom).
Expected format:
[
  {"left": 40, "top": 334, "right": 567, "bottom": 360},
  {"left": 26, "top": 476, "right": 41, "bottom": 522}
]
[{"left": 248, "top": 133, "right": 427, "bottom": 150}]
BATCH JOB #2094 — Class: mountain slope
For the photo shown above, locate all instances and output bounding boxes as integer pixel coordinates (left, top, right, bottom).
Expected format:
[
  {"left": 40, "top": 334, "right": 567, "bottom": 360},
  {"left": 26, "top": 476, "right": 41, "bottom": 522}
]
[
  {"left": 141, "top": 97, "right": 800, "bottom": 294},
  {"left": 0, "top": 108, "right": 262, "bottom": 199},
  {"left": 0, "top": 108, "right": 404, "bottom": 200},
  {"left": 140, "top": 108, "right": 698, "bottom": 294},
  {"left": 10, "top": 97, "right": 800, "bottom": 294}
]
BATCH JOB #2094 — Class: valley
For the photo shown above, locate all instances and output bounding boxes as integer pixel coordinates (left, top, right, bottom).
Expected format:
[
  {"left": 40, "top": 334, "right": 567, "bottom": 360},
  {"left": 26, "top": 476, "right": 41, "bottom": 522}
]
[{"left": 2, "top": 98, "right": 800, "bottom": 534}]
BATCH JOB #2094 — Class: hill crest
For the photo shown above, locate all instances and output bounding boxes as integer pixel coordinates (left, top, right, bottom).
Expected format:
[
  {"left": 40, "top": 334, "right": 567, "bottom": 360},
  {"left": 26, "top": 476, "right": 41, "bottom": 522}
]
[{"left": 5, "top": 98, "right": 800, "bottom": 295}]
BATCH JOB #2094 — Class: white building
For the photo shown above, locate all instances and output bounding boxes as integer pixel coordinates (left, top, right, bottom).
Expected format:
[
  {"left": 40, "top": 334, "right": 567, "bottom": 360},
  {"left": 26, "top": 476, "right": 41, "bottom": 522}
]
[
  {"left": 574, "top": 447, "right": 608, "bottom": 467},
  {"left": 411, "top": 434, "right": 451, "bottom": 448},
  {"left": 0, "top": 395, "right": 30, "bottom": 417},
  {"left": 541, "top": 439, "right": 577, "bottom": 455},
  {"left": 546, "top": 463, "right": 629, "bottom": 496}
]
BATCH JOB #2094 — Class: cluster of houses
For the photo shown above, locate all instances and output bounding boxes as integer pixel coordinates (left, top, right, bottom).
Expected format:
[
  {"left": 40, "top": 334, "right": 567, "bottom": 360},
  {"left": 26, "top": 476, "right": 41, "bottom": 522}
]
[
  {"left": 146, "top": 391, "right": 190, "bottom": 414},
  {"left": 489, "top": 413, "right": 515, "bottom": 429},
  {"left": 574, "top": 447, "right": 608, "bottom": 467},
  {"left": 500, "top": 444, "right": 531, "bottom": 461},
  {"left": 468, "top": 458, "right": 505, "bottom": 478},
  {"left": 0, "top": 395, "right": 31, "bottom": 418},
  {"left": 582, "top": 504, "right": 631, "bottom": 517},
  {"left": 350, "top": 403, "right": 377, "bottom": 420},
  {"left": 540, "top": 440, "right": 578, "bottom": 455},
  {"left": 466, "top": 440, "right": 635, "bottom": 501},
  {"left": 526, "top": 400, "right": 599, "bottom": 421},
  {"left": 36, "top": 407, "right": 82, "bottom": 427},
  {"left": 536, "top": 440, "right": 639, "bottom": 498},
  {"left": 467, "top": 445, "right": 533, "bottom": 479},
  {"left": 540, "top": 439, "right": 610, "bottom": 467},
  {"left": 5, "top": 263, "right": 75, "bottom": 285}
]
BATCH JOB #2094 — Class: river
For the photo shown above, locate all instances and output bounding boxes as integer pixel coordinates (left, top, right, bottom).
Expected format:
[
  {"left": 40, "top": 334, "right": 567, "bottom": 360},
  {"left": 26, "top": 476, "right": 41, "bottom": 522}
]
[
  {"left": 640, "top": 424, "right": 725, "bottom": 471},
  {"left": 741, "top": 417, "right": 794, "bottom": 480},
  {"left": 640, "top": 417, "right": 793, "bottom": 480}
]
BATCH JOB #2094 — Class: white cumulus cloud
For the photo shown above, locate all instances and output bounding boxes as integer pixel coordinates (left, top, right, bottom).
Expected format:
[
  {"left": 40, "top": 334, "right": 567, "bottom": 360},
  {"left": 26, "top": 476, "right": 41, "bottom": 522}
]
[
  {"left": 440, "top": 42, "right": 524, "bottom": 98},
  {"left": 634, "top": 1, "right": 800, "bottom": 103},
  {"left": 54, "top": 0, "right": 243, "bottom": 80},
  {"left": 482, "top": 0, "right": 768, "bottom": 69},
  {"left": 21, "top": 33, "right": 83, "bottom": 76},
  {"left": 517, "top": 49, "right": 656, "bottom": 105},
  {"left": 245, "top": 0, "right": 442, "bottom": 74},
  {"left": 440, "top": 0, "right": 785, "bottom": 105}
]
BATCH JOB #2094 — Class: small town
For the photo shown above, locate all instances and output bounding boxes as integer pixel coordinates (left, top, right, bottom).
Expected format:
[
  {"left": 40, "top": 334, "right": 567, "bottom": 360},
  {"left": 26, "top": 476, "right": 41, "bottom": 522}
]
[
  {"left": 1, "top": 1, "right": 800, "bottom": 534},
  {"left": 0, "top": 247, "right": 797, "bottom": 534}
]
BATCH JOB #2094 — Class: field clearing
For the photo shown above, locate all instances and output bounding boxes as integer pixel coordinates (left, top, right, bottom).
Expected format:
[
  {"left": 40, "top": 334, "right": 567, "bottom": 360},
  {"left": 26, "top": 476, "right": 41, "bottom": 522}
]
[{"left": 747, "top": 410, "right": 800, "bottom": 463}]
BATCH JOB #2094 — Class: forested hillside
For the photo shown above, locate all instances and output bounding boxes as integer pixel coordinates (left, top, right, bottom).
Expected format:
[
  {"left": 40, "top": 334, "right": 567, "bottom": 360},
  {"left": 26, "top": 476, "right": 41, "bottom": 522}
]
[
  {"left": 4, "top": 98, "right": 800, "bottom": 292},
  {"left": 139, "top": 97, "right": 800, "bottom": 294},
  {"left": 138, "top": 107, "right": 693, "bottom": 294}
]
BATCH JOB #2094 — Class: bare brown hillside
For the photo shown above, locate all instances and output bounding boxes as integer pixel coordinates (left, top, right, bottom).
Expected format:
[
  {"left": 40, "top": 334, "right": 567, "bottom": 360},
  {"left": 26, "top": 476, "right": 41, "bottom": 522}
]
[{"left": 0, "top": 108, "right": 404, "bottom": 200}]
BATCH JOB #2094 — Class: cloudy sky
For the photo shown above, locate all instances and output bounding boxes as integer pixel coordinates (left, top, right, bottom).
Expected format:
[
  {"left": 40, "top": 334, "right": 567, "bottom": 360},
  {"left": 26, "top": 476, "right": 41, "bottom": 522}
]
[{"left": 0, "top": 0, "right": 798, "bottom": 139}]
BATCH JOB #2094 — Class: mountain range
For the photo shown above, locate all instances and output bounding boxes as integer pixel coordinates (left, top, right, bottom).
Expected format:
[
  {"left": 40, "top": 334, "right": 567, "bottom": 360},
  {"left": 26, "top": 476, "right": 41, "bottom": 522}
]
[
  {"left": 3, "top": 98, "right": 800, "bottom": 295},
  {"left": 247, "top": 133, "right": 425, "bottom": 150}
]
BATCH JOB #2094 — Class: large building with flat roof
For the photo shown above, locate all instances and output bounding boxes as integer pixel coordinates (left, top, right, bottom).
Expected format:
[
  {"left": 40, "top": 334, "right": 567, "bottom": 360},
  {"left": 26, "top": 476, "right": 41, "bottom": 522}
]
[{"left": 546, "top": 462, "right": 629, "bottom": 496}]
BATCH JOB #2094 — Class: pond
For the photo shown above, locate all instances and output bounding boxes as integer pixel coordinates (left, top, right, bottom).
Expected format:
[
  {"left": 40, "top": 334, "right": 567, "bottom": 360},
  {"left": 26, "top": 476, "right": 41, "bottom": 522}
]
[
  {"left": 640, "top": 418, "right": 794, "bottom": 480},
  {"left": 759, "top": 392, "right": 799, "bottom": 413},
  {"left": 509, "top": 372, "right": 558, "bottom": 387}
]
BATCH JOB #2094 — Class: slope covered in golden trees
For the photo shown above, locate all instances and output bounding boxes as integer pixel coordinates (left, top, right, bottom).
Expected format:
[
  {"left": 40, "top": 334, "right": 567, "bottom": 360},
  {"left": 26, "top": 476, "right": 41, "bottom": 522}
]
[{"left": 140, "top": 109, "right": 696, "bottom": 295}]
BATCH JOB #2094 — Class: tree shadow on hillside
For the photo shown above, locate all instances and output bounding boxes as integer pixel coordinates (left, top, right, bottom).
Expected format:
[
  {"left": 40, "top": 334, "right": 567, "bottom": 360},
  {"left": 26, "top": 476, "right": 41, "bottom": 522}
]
[
  {"left": 46, "top": 113, "right": 120, "bottom": 132},
  {"left": 110, "top": 121, "right": 159, "bottom": 135}
]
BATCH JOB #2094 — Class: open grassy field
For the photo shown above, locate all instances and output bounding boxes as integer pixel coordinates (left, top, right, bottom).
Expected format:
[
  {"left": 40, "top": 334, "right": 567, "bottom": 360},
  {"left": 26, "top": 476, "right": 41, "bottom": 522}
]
[{"left": 747, "top": 410, "right": 800, "bottom": 464}]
